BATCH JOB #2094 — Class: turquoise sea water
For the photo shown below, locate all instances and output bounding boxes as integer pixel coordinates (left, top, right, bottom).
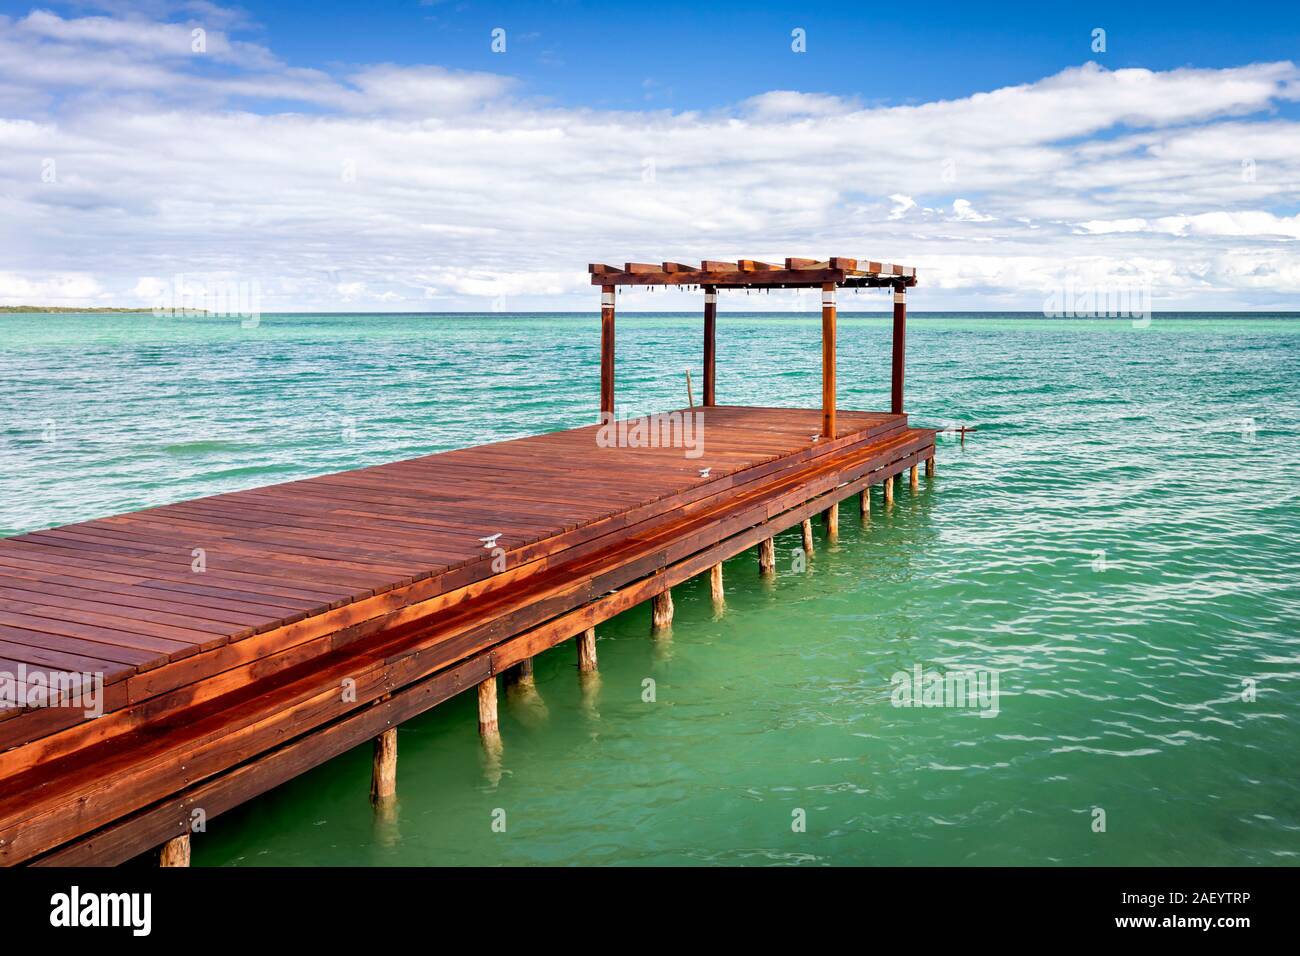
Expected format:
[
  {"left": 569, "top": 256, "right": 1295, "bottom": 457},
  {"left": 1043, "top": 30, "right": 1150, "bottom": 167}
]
[{"left": 2, "top": 311, "right": 1298, "bottom": 866}]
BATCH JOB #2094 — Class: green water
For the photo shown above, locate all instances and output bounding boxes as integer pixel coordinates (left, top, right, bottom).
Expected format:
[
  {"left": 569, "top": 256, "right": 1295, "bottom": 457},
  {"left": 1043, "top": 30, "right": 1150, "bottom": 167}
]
[{"left": 2, "top": 311, "right": 1298, "bottom": 866}]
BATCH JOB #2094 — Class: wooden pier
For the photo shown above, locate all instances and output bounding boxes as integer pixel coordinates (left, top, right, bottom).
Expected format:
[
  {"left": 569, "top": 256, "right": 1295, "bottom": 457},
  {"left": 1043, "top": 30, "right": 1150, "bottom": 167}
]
[{"left": 0, "top": 257, "right": 933, "bottom": 866}]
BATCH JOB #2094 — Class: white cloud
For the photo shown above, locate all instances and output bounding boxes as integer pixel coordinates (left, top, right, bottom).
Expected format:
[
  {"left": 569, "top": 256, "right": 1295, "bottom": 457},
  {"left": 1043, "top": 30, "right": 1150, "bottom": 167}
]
[
  {"left": 1, "top": 7, "right": 1299, "bottom": 310},
  {"left": 951, "top": 199, "right": 994, "bottom": 222},
  {"left": 887, "top": 194, "right": 916, "bottom": 220}
]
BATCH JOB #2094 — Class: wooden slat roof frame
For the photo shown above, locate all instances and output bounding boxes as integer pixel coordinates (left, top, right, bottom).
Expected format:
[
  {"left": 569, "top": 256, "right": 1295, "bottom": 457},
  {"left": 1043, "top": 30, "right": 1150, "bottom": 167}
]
[{"left": 589, "top": 258, "right": 917, "bottom": 289}]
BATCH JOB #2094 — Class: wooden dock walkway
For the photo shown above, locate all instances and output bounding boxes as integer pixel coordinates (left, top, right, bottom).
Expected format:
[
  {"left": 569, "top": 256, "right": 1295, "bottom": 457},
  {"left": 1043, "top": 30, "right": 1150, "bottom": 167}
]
[
  {"left": 1, "top": 254, "right": 935, "bottom": 865},
  {"left": 0, "top": 406, "right": 933, "bottom": 864}
]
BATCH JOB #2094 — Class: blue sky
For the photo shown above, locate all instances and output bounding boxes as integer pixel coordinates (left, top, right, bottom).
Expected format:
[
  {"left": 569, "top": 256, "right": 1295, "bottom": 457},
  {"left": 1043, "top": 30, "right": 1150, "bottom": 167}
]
[
  {"left": 1, "top": 0, "right": 1298, "bottom": 310},
  {"left": 228, "top": 0, "right": 1300, "bottom": 110}
]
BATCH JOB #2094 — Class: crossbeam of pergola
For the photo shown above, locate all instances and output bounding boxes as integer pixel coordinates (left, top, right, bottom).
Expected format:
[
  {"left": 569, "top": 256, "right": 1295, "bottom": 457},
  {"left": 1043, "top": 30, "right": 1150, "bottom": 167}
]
[{"left": 589, "top": 257, "right": 918, "bottom": 439}]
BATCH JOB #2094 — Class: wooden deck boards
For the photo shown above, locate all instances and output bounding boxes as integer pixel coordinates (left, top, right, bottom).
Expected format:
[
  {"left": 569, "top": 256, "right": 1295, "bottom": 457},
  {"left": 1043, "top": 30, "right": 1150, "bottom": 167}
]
[
  {"left": 0, "top": 406, "right": 893, "bottom": 688},
  {"left": 0, "top": 405, "right": 935, "bottom": 865}
]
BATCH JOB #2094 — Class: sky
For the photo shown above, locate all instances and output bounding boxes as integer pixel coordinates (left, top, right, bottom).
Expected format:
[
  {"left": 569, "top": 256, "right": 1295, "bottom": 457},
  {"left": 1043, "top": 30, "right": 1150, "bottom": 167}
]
[{"left": 0, "top": 0, "right": 1298, "bottom": 312}]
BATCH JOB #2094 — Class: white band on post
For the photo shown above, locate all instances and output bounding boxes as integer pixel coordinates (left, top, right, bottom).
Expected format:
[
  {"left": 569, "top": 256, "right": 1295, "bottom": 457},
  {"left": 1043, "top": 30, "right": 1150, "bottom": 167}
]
[
  {"left": 881, "top": 263, "right": 895, "bottom": 275},
  {"left": 705, "top": 292, "right": 717, "bottom": 304},
  {"left": 601, "top": 292, "right": 615, "bottom": 307},
  {"left": 822, "top": 290, "right": 836, "bottom": 307},
  {"left": 893, "top": 290, "right": 906, "bottom": 304}
]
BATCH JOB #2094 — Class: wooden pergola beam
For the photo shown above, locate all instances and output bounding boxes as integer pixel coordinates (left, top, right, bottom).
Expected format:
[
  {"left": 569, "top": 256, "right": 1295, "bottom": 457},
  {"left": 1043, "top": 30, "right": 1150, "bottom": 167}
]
[{"left": 588, "top": 258, "right": 917, "bottom": 288}]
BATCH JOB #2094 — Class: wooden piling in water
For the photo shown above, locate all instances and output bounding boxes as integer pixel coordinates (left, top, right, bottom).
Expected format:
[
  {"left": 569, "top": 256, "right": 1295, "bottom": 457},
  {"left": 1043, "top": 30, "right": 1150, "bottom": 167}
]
[
  {"left": 758, "top": 536, "right": 776, "bottom": 575},
  {"left": 926, "top": 455, "right": 935, "bottom": 479},
  {"left": 885, "top": 475, "right": 895, "bottom": 505},
  {"left": 709, "top": 562, "right": 724, "bottom": 604},
  {"left": 370, "top": 727, "right": 397, "bottom": 806},
  {"left": 577, "top": 627, "right": 598, "bottom": 672},
  {"left": 159, "top": 834, "right": 190, "bottom": 868},
  {"left": 910, "top": 464, "right": 919, "bottom": 491},
  {"left": 503, "top": 657, "right": 535, "bottom": 691},
  {"left": 801, "top": 518, "right": 815, "bottom": 556},
  {"left": 651, "top": 590, "right": 674, "bottom": 629},
  {"left": 861, "top": 486, "right": 871, "bottom": 519},
  {"left": 824, "top": 502, "right": 839, "bottom": 541},
  {"left": 477, "top": 677, "right": 500, "bottom": 741}
]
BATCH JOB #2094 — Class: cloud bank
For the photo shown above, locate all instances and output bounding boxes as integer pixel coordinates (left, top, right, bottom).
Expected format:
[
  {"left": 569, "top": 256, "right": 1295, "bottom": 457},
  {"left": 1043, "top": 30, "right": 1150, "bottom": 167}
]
[{"left": 2, "top": 6, "right": 1298, "bottom": 311}]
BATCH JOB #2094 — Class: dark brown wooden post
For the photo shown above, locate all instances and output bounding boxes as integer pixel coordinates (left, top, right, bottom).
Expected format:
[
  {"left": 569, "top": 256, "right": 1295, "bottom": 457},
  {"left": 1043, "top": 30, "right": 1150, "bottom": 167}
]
[
  {"left": 703, "top": 286, "right": 717, "bottom": 406},
  {"left": 891, "top": 283, "right": 906, "bottom": 415},
  {"left": 600, "top": 284, "right": 616, "bottom": 419},
  {"left": 821, "top": 282, "right": 837, "bottom": 438}
]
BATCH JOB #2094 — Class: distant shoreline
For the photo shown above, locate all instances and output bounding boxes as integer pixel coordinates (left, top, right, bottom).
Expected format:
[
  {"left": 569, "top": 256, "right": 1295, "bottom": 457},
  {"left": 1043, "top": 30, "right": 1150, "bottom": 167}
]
[{"left": 0, "top": 306, "right": 166, "bottom": 314}]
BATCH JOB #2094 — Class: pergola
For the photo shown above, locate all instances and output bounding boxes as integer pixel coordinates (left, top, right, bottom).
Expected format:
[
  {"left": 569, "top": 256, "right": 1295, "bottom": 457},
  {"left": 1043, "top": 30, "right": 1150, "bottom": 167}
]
[{"left": 588, "top": 257, "right": 919, "bottom": 438}]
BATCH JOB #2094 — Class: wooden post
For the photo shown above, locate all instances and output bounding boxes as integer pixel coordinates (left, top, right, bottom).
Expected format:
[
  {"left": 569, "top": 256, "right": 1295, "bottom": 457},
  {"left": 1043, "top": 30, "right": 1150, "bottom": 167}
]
[
  {"left": 891, "top": 283, "right": 906, "bottom": 416},
  {"left": 758, "top": 537, "right": 776, "bottom": 575},
  {"left": 860, "top": 486, "right": 871, "bottom": 519},
  {"left": 159, "top": 834, "right": 190, "bottom": 867},
  {"left": 703, "top": 287, "right": 717, "bottom": 406},
  {"left": 801, "top": 517, "right": 815, "bottom": 556},
  {"left": 926, "top": 455, "right": 935, "bottom": 479},
  {"left": 652, "top": 589, "right": 674, "bottom": 629},
  {"left": 910, "top": 464, "right": 919, "bottom": 491},
  {"left": 884, "top": 475, "right": 895, "bottom": 506},
  {"left": 577, "top": 627, "right": 598, "bottom": 673},
  {"left": 709, "top": 562, "right": 724, "bottom": 604},
  {"left": 370, "top": 727, "right": 397, "bottom": 805},
  {"left": 600, "top": 284, "right": 616, "bottom": 419},
  {"left": 477, "top": 677, "right": 500, "bottom": 741},
  {"left": 503, "top": 657, "right": 535, "bottom": 691},
  {"left": 823, "top": 502, "right": 838, "bottom": 541},
  {"left": 822, "top": 283, "right": 837, "bottom": 438}
]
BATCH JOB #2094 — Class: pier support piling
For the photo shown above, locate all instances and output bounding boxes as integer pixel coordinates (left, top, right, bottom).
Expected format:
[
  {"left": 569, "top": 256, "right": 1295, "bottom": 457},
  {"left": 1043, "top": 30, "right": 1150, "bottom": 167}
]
[
  {"left": 709, "top": 562, "right": 724, "bottom": 605},
  {"left": 860, "top": 486, "right": 871, "bottom": 520},
  {"left": 801, "top": 518, "right": 815, "bottom": 557},
  {"left": 477, "top": 677, "right": 501, "bottom": 742},
  {"left": 910, "top": 464, "right": 919, "bottom": 492},
  {"left": 885, "top": 475, "right": 895, "bottom": 506},
  {"left": 577, "top": 627, "right": 598, "bottom": 673},
  {"left": 651, "top": 589, "right": 674, "bottom": 629},
  {"left": 758, "top": 537, "right": 776, "bottom": 575},
  {"left": 159, "top": 834, "right": 190, "bottom": 868},
  {"left": 823, "top": 502, "right": 839, "bottom": 542},
  {"left": 503, "top": 657, "right": 535, "bottom": 692},
  {"left": 370, "top": 727, "right": 397, "bottom": 806},
  {"left": 926, "top": 456, "right": 935, "bottom": 479}
]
